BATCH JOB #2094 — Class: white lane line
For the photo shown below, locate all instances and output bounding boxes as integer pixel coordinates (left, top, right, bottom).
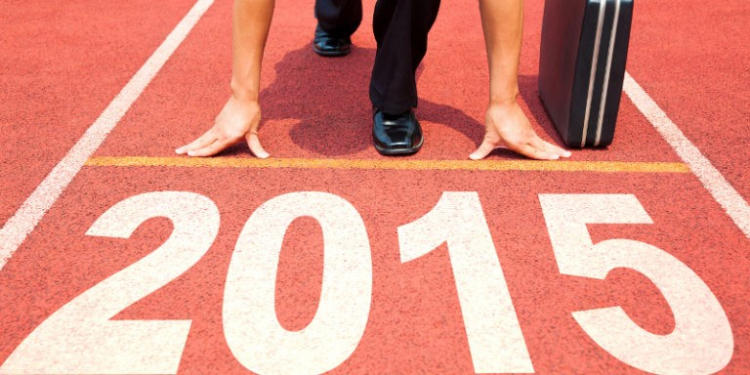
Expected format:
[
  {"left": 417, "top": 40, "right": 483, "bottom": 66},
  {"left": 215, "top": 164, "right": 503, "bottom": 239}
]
[
  {"left": 624, "top": 72, "right": 750, "bottom": 240},
  {"left": 0, "top": 0, "right": 215, "bottom": 271}
]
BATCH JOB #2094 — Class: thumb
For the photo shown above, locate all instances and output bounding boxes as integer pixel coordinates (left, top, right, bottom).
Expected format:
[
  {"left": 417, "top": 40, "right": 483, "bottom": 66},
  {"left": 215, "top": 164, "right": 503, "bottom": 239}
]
[
  {"left": 247, "top": 133, "right": 270, "bottom": 159},
  {"left": 469, "top": 138, "right": 498, "bottom": 160}
]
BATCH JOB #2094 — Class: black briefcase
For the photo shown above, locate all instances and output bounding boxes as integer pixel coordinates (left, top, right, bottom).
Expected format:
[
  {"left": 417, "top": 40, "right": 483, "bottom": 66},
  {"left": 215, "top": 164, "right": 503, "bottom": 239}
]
[{"left": 538, "top": 0, "right": 634, "bottom": 148}]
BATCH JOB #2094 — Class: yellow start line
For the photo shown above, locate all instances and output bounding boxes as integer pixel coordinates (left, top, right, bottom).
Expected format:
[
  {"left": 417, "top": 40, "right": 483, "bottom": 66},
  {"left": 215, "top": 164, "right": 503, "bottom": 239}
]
[{"left": 85, "top": 156, "right": 691, "bottom": 173}]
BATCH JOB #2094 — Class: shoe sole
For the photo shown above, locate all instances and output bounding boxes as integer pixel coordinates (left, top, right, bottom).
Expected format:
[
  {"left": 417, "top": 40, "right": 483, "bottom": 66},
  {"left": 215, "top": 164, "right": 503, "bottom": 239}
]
[
  {"left": 373, "top": 137, "right": 424, "bottom": 156},
  {"left": 312, "top": 44, "right": 351, "bottom": 57}
]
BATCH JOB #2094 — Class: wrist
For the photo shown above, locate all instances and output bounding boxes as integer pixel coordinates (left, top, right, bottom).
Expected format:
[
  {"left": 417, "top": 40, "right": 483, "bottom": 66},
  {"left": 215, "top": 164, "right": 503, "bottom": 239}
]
[
  {"left": 488, "top": 89, "right": 519, "bottom": 108},
  {"left": 230, "top": 79, "right": 260, "bottom": 103},
  {"left": 488, "top": 98, "right": 518, "bottom": 110}
]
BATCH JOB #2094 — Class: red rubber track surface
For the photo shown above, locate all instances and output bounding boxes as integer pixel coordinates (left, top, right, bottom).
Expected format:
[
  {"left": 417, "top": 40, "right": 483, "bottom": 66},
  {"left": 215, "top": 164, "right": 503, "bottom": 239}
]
[
  {"left": 0, "top": 0, "right": 196, "bottom": 224},
  {"left": 627, "top": 0, "right": 750, "bottom": 202},
  {"left": 1, "top": 167, "right": 748, "bottom": 373}
]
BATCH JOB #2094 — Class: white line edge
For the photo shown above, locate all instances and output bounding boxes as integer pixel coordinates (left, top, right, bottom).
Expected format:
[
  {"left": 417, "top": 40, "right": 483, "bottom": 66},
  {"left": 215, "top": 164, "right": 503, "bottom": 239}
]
[
  {"left": 624, "top": 72, "right": 750, "bottom": 240},
  {"left": 0, "top": 0, "right": 215, "bottom": 270}
]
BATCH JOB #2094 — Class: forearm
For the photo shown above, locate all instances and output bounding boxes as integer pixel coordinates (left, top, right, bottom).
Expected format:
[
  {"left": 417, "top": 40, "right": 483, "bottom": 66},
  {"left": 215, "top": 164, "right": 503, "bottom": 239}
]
[
  {"left": 479, "top": 0, "right": 523, "bottom": 106},
  {"left": 230, "top": 0, "right": 275, "bottom": 102}
]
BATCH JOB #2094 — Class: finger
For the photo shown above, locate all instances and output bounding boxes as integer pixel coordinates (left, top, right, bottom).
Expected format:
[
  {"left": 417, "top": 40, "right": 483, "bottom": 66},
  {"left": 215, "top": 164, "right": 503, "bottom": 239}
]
[
  {"left": 469, "top": 138, "right": 499, "bottom": 160},
  {"left": 176, "top": 132, "right": 215, "bottom": 154},
  {"left": 247, "top": 133, "right": 270, "bottom": 159},
  {"left": 176, "top": 131, "right": 217, "bottom": 154},
  {"left": 515, "top": 142, "right": 560, "bottom": 160},
  {"left": 530, "top": 137, "right": 572, "bottom": 158},
  {"left": 557, "top": 145, "right": 573, "bottom": 158},
  {"left": 531, "top": 137, "right": 571, "bottom": 158},
  {"left": 494, "top": 143, "right": 509, "bottom": 150},
  {"left": 187, "top": 137, "right": 236, "bottom": 157}
]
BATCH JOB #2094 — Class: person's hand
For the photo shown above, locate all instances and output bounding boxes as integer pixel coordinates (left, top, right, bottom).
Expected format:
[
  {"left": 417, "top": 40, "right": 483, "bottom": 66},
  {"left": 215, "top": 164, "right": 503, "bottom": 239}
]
[
  {"left": 470, "top": 102, "right": 571, "bottom": 160},
  {"left": 175, "top": 95, "right": 269, "bottom": 158}
]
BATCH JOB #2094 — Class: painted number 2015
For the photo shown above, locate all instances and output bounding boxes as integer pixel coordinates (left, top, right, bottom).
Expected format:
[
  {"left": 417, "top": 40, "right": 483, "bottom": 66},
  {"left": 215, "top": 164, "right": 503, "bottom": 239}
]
[{"left": 0, "top": 192, "right": 734, "bottom": 375}]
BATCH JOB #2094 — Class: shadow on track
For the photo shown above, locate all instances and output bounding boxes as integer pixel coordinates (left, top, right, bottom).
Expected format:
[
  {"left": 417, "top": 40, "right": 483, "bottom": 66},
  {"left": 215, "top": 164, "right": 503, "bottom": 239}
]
[
  {"left": 222, "top": 45, "right": 564, "bottom": 158},
  {"left": 221, "top": 45, "right": 488, "bottom": 157}
]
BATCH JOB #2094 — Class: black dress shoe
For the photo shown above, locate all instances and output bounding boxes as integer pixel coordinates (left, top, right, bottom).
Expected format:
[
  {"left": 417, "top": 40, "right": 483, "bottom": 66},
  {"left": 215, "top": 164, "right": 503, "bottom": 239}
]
[
  {"left": 313, "top": 25, "right": 351, "bottom": 57},
  {"left": 372, "top": 108, "right": 424, "bottom": 156}
]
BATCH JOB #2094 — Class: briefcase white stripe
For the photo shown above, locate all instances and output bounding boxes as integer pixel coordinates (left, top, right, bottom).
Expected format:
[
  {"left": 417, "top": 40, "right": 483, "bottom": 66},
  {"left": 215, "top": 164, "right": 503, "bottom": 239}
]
[
  {"left": 582, "top": 0, "right": 608, "bottom": 147},
  {"left": 595, "top": 0, "right": 622, "bottom": 146}
]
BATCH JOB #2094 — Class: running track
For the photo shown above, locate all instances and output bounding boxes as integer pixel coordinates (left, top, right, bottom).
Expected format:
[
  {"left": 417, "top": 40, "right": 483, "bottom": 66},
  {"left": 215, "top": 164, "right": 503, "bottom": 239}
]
[{"left": 1, "top": 0, "right": 748, "bottom": 373}]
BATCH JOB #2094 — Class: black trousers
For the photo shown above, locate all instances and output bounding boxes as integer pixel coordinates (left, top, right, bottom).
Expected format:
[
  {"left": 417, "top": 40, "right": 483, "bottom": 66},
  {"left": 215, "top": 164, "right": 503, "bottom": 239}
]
[{"left": 315, "top": 0, "right": 442, "bottom": 114}]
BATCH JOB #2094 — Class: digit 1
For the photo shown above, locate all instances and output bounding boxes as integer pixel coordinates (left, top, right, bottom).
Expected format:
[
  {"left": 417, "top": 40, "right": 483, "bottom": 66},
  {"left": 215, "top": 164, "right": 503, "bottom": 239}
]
[{"left": 398, "top": 192, "right": 534, "bottom": 373}]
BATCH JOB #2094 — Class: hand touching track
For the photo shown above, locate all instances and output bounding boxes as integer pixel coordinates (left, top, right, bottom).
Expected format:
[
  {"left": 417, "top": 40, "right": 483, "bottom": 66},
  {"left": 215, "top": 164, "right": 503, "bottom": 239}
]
[
  {"left": 175, "top": 96, "right": 269, "bottom": 158},
  {"left": 176, "top": 0, "right": 273, "bottom": 158},
  {"left": 470, "top": 102, "right": 571, "bottom": 161},
  {"left": 472, "top": 0, "right": 571, "bottom": 161}
]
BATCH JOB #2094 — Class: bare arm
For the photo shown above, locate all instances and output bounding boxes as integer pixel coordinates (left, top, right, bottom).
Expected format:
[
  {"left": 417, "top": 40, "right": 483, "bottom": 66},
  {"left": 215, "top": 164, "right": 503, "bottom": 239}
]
[
  {"left": 176, "top": 0, "right": 275, "bottom": 158},
  {"left": 470, "top": 0, "right": 570, "bottom": 160}
]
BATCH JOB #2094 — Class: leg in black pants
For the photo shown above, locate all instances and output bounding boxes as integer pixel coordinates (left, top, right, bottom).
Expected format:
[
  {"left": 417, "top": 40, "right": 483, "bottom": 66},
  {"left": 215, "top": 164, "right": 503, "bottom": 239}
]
[
  {"left": 313, "top": 0, "right": 363, "bottom": 56},
  {"left": 370, "top": 0, "right": 442, "bottom": 155}
]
